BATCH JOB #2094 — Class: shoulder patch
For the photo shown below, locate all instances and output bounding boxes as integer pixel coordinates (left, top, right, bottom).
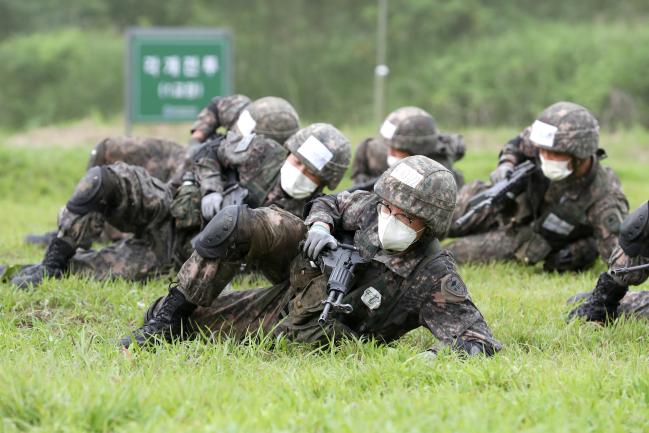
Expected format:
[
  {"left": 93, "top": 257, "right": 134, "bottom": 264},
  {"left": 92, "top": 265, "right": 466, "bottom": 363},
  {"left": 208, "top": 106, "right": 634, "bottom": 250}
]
[
  {"left": 440, "top": 274, "right": 468, "bottom": 303},
  {"left": 601, "top": 208, "right": 623, "bottom": 234}
]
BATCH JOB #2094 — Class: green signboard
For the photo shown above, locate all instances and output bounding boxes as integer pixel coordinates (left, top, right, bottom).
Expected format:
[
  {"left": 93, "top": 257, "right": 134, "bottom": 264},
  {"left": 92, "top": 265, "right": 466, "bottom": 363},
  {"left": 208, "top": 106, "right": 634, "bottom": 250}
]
[{"left": 125, "top": 28, "right": 232, "bottom": 127}]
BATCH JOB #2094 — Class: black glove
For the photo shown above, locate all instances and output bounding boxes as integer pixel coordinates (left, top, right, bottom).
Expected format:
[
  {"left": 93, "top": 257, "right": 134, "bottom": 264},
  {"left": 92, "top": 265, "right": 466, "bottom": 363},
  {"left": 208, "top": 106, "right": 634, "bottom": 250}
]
[{"left": 303, "top": 224, "right": 338, "bottom": 259}]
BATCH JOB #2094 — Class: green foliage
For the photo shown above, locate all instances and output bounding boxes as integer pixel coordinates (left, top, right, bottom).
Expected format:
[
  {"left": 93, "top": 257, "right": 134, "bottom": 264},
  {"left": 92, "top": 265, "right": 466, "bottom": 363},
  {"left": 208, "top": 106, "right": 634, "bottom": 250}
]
[{"left": 0, "top": 29, "right": 122, "bottom": 129}]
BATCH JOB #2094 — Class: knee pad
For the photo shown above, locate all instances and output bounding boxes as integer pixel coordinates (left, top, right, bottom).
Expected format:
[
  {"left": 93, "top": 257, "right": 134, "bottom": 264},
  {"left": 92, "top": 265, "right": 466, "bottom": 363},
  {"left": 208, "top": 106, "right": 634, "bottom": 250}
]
[
  {"left": 193, "top": 205, "right": 250, "bottom": 259},
  {"left": 66, "top": 166, "right": 118, "bottom": 215},
  {"left": 620, "top": 201, "right": 649, "bottom": 257}
]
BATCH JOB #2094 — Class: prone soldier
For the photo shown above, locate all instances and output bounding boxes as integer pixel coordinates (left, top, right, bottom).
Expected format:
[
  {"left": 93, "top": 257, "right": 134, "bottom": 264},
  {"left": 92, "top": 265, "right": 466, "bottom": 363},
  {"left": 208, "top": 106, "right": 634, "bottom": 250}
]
[
  {"left": 351, "top": 107, "right": 466, "bottom": 188},
  {"left": 568, "top": 201, "right": 649, "bottom": 322},
  {"left": 121, "top": 156, "right": 502, "bottom": 358},
  {"left": 447, "top": 101, "right": 629, "bottom": 272},
  {"left": 10, "top": 96, "right": 313, "bottom": 287}
]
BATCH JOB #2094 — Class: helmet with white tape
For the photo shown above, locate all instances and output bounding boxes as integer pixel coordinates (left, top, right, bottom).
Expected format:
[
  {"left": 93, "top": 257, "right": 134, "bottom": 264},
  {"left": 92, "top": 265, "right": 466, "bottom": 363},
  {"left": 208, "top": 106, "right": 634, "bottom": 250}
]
[
  {"left": 529, "top": 101, "right": 599, "bottom": 159},
  {"left": 379, "top": 107, "right": 438, "bottom": 156},
  {"left": 237, "top": 96, "right": 300, "bottom": 144},
  {"left": 374, "top": 155, "right": 457, "bottom": 238},
  {"left": 284, "top": 123, "right": 351, "bottom": 189}
]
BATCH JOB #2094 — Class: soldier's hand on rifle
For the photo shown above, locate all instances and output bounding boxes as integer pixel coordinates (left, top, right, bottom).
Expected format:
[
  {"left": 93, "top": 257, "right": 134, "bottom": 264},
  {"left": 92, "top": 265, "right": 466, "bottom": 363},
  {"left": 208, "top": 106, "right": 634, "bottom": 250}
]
[
  {"left": 490, "top": 162, "right": 514, "bottom": 184},
  {"left": 201, "top": 192, "right": 223, "bottom": 220},
  {"left": 304, "top": 222, "right": 337, "bottom": 259}
]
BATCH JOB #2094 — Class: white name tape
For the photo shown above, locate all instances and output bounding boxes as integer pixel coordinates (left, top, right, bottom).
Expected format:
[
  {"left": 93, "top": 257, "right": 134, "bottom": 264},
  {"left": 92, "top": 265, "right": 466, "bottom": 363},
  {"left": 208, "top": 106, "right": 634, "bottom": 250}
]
[
  {"left": 390, "top": 163, "right": 423, "bottom": 189},
  {"left": 236, "top": 110, "right": 256, "bottom": 137},
  {"left": 297, "top": 135, "right": 333, "bottom": 170},
  {"left": 530, "top": 120, "right": 558, "bottom": 148},
  {"left": 380, "top": 120, "right": 397, "bottom": 139}
]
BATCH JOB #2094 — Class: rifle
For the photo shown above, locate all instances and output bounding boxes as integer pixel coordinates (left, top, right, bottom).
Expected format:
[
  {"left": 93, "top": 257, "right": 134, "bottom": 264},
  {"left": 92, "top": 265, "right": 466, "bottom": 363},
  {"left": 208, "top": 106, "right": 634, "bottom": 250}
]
[
  {"left": 453, "top": 160, "right": 537, "bottom": 230},
  {"left": 317, "top": 243, "right": 369, "bottom": 324},
  {"left": 610, "top": 263, "right": 649, "bottom": 276}
]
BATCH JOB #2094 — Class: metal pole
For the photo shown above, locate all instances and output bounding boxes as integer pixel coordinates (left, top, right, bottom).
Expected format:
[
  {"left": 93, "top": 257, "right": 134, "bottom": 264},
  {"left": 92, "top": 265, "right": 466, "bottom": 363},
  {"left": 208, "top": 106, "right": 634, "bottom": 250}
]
[
  {"left": 124, "top": 30, "right": 133, "bottom": 136},
  {"left": 374, "top": 0, "right": 389, "bottom": 124}
]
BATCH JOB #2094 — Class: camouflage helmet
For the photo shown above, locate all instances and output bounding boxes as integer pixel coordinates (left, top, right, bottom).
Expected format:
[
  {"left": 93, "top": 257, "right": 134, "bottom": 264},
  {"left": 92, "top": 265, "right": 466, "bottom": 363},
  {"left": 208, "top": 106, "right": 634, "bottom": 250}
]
[
  {"left": 236, "top": 96, "right": 300, "bottom": 144},
  {"left": 379, "top": 106, "right": 438, "bottom": 156},
  {"left": 374, "top": 155, "right": 457, "bottom": 238},
  {"left": 529, "top": 101, "right": 599, "bottom": 159},
  {"left": 284, "top": 123, "right": 351, "bottom": 189},
  {"left": 218, "top": 94, "right": 252, "bottom": 129}
]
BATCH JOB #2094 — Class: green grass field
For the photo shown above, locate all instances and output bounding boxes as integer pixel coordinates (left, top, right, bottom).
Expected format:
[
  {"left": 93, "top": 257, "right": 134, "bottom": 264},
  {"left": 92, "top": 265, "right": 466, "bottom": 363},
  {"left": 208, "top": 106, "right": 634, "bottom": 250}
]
[{"left": 1, "top": 126, "right": 648, "bottom": 433}]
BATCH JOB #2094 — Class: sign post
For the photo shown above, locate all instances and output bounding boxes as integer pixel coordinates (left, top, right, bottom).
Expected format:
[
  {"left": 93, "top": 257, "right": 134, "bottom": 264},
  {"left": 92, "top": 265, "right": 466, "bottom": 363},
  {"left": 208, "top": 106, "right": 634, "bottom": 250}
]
[{"left": 125, "top": 27, "right": 233, "bottom": 135}]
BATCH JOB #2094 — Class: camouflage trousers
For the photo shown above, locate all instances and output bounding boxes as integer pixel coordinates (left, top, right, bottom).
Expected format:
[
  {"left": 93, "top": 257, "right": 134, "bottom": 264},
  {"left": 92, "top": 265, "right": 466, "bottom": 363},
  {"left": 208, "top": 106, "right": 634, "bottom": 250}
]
[
  {"left": 447, "top": 181, "right": 598, "bottom": 270},
  {"left": 177, "top": 206, "right": 307, "bottom": 306},
  {"left": 59, "top": 162, "right": 180, "bottom": 281}
]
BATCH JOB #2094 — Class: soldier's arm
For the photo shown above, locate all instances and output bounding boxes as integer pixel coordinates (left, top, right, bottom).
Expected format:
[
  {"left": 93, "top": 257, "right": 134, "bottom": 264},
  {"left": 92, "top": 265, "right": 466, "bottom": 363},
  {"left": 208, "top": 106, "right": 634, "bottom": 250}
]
[
  {"left": 587, "top": 193, "right": 629, "bottom": 262},
  {"left": 608, "top": 245, "right": 649, "bottom": 287},
  {"left": 497, "top": 127, "right": 537, "bottom": 167},
  {"left": 304, "top": 190, "right": 374, "bottom": 232},
  {"left": 414, "top": 252, "right": 502, "bottom": 357},
  {"left": 191, "top": 95, "right": 250, "bottom": 142},
  {"left": 436, "top": 132, "right": 466, "bottom": 162},
  {"left": 350, "top": 138, "right": 373, "bottom": 185}
]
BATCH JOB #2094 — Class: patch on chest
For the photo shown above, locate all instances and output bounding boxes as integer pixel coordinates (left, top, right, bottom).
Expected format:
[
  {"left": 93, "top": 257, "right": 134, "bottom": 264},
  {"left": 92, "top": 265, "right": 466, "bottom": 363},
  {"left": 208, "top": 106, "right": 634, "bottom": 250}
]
[
  {"left": 440, "top": 274, "right": 468, "bottom": 303},
  {"left": 542, "top": 213, "right": 575, "bottom": 236},
  {"left": 361, "top": 286, "right": 382, "bottom": 310},
  {"left": 235, "top": 133, "right": 256, "bottom": 153}
]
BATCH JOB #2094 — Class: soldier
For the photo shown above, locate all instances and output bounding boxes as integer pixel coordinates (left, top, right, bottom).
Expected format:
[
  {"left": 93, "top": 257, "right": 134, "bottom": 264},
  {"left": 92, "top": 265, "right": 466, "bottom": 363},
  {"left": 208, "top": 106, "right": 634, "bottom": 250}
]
[
  {"left": 25, "top": 95, "right": 252, "bottom": 246},
  {"left": 447, "top": 101, "right": 628, "bottom": 272},
  {"left": 10, "top": 96, "right": 309, "bottom": 287},
  {"left": 121, "top": 156, "right": 502, "bottom": 358},
  {"left": 568, "top": 201, "right": 649, "bottom": 322},
  {"left": 351, "top": 106, "right": 465, "bottom": 188}
]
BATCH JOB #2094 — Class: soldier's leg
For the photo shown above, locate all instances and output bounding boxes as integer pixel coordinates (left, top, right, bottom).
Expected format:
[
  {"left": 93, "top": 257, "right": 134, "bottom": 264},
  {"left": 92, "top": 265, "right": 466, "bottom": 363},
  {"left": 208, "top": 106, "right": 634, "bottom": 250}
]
[
  {"left": 446, "top": 227, "right": 519, "bottom": 264},
  {"left": 12, "top": 163, "right": 173, "bottom": 287},
  {"left": 617, "top": 291, "right": 649, "bottom": 320},
  {"left": 120, "top": 205, "right": 306, "bottom": 347},
  {"left": 180, "top": 205, "right": 306, "bottom": 307}
]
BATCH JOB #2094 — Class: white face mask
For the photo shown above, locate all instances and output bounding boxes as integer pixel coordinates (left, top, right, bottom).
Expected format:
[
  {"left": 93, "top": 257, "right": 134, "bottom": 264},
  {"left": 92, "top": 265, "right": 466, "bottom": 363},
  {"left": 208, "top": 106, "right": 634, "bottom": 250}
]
[
  {"left": 280, "top": 161, "right": 319, "bottom": 199},
  {"left": 377, "top": 211, "right": 420, "bottom": 252},
  {"left": 539, "top": 154, "right": 573, "bottom": 181},
  {"left": 386, "top": 155, "right": 402, "bottom": 167}
]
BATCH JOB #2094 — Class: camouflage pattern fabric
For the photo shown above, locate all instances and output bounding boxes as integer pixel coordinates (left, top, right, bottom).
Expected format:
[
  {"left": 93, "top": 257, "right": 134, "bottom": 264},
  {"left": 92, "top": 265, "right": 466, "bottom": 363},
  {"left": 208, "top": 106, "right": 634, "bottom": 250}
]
[
  {"left": 180, "top": 190, "right": 501, "bottom": 354},
  {"left": 351, "top": 133, "right": 466, "bottom": 188},
  {"left": 191, "top": 94, "right": 252, "bottom": 137},
  {"left": 176, "top": 206, "right": 307, "bottom": 306},
  {"left": 447, "top": 134, "right": 628, "bottom": 270}
]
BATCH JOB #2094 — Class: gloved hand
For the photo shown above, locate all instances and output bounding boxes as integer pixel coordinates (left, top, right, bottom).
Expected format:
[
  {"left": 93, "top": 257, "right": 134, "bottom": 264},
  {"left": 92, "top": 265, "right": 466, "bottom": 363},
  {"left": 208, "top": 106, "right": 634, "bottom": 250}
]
[
  {"left": 201, "top": 192, "right": 223, "bottom": 221},
  {"left": 303, "top": 223, "right": 337, "bottom": 259},
  {"left": 490, "top": 162, "right": 514, "bottom": 184}
]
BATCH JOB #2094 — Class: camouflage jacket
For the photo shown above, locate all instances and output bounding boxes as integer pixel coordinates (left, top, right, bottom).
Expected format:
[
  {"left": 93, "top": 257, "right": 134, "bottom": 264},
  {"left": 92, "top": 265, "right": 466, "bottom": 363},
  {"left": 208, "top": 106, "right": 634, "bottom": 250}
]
[
  {"left": 498, "top": 131, "right": 629, "bottom": 262},
  {"left": 294, "top": 190, "right": 501, "bottom": 352},
  {"left": 191, "top": 95, "right": 251, "bottom": 138},
  {"left": 351, "top": 133, "right": 466, "bottom": 187}
]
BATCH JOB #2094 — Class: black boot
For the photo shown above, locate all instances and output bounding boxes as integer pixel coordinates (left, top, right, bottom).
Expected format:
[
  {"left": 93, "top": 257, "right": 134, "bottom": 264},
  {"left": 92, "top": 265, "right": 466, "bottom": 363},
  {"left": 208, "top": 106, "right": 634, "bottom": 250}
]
[
  {"left": 568, "top": 272, "right": 628, "bottom": 323},
  {"left": 11, "top": 237, "right": 76, "bottom": 289},
  {"left": 25, "top": 230, "right": 58, "bottom": 247},
  {"left": 120, "top": 286, "right": 197, "bottom": 348}
]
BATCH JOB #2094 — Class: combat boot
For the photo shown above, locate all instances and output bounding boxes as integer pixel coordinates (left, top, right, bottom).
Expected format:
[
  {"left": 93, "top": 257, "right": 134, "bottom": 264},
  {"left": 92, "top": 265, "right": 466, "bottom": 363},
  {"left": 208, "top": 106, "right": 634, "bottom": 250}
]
[
  {"left": 120, "top": 285, "right": 197, "bottom": 349},
  {"left": 25, "top": 230, "right": 58, "bottom": 247},
  {"left": 11, "top": 237, "right": 76, "bottom": 289},
  {"left": 567, "top": 272, "right": 628, "bottom": 323}
]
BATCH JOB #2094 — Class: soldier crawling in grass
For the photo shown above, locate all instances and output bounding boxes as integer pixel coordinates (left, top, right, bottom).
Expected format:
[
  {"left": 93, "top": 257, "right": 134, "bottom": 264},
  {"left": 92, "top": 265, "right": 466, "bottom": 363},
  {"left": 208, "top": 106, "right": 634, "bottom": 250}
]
[
  {"left": 121, "top": 156, "right": 502, "bottom": 358},
  {"left": 11, "top": 98, "right": 356, "bottom": 287},
  {"left": 25, "top": 94, "right": 252, "bottom": 247},
  {"left": 568, "top": 200, "right": 649, "bottom": 322},
  {"left": 351, "top": 106, "right": 466, "bottom": 189},
  {"left": 447, "top": 101, "right": 629, "bottom": 273}
]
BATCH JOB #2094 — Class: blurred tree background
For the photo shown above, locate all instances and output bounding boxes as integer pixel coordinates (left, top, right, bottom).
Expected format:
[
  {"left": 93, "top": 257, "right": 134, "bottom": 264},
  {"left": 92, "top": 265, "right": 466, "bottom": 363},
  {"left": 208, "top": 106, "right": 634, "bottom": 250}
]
[{"left": 0, "top": 0, "right": 648, "bottom": 130}]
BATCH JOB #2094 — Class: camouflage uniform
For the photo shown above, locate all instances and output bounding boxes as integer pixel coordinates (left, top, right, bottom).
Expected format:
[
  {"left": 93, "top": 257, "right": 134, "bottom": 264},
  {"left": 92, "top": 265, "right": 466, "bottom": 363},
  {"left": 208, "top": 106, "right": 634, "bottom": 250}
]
[
  {"left": 448, "top": 102, "right": 628, "bottom": 272},
  {"left": 351, "top": 107, "right": 466, "bottom": 187},
  {"left": 569, "top": 201, "right": 649, "bottom": 321},
  {"left": 11, "top": 97, "right": 301, "bottom": 287},
  {"left": 123, "top": 156, "right": 502, "bottom": 357}
]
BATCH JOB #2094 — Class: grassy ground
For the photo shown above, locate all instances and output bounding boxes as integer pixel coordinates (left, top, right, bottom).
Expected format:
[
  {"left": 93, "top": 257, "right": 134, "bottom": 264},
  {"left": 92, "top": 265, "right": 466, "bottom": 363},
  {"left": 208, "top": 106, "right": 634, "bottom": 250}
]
[{"left": 0, "top": 125, "right": 648, "bottom": 433}]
